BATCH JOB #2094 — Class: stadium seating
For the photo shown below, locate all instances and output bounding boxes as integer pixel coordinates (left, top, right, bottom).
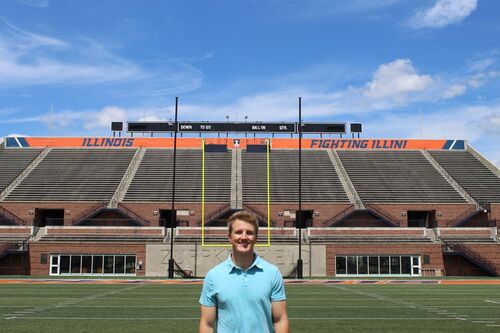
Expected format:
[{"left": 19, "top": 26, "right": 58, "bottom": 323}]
[
  {"left": 337, "top": 150, "right": 466, "bottom": 203},
  {"left": 174, "top": 227, "right": 298, "bottom": 243},
  {"left": 430, "top": 151, "right": 500, "bottom": 205},
  {"left": 0, "top": 226, "right": 33, "bottom": 241},
  {"left": 242, "top": 150, "right": 350, "bottom": 203},
  {"left": 436, "top": 227, "right": 497, "bottom": 243},
  {"left": 124, "top": 149, "right": 231, "bottom": 202},
  {"left": 39, "top": 226, "right": 165, "bottom": 242},
  {"left": 4, "top": 149, "right": 136, "bottom": 202},
  {"left": 307, "top": 227, "right": 433, "bottom": 243},
  {"left": 0, "top": 148, "right": 42, "bottom": 193}
]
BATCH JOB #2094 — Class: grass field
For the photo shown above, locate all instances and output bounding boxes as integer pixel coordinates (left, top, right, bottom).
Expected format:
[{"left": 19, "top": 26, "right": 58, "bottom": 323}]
[{"left": 0, "top": 282, "right": 499, "bottom": 332}]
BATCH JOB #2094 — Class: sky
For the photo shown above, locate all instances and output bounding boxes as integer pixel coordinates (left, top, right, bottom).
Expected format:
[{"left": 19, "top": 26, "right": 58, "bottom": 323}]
[{"left": 0, "top": 0, "right": 499, "bottom": 165}]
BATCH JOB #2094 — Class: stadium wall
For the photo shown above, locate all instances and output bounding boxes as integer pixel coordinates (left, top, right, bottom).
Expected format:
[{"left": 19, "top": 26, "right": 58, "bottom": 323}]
[
  {"left": 325, "top": 243, "right": 445, "bottom": 276},
  {"left": 371, "top": 203, "right": 478, "bottom": 227},
  {"left": 28, "top": 242, "right": 146, "bottom": 276},
  {"left": 244, "top": 203, "right": 353, "bottom": 227},
  {"left": 122, "top": 203, "right": 228, "bottom": 227},
  {"left": 145, "top": 244, "right": 326, "bottom": 277},
  {"left": 0, "top": 202, "right": 101, "bottom": 225}
]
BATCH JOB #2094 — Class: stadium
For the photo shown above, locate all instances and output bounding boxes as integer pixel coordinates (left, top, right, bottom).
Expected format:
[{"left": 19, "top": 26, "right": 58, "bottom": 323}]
[{"left": 1, "top": 120, "right": 499, "bottom": 279}]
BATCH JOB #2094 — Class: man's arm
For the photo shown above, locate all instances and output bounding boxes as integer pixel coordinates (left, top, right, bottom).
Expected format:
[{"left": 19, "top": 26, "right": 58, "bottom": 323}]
[
  {"left": 272, "top": 300, "right": 290, "bottom": 333},
  {"left": 199, "top": 305, "right": 216, "bottom": 333}
]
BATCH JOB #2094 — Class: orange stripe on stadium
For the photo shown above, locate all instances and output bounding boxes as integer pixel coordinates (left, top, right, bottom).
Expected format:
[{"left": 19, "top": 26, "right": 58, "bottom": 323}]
[
  {"left": 0, "top": 279, "right": 499, "bottom": 285},
  {"left": 21, "top": 137, "right": 452, "bottom": 150}
]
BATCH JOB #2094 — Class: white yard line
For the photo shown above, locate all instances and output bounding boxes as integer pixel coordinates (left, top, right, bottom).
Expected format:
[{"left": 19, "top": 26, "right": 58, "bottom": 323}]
[
  {"left": 4, "top": 317, "right": 499, "bottom": 321},
  {"left": 485, "top": 299, "right": 500, "bottom": 305}
]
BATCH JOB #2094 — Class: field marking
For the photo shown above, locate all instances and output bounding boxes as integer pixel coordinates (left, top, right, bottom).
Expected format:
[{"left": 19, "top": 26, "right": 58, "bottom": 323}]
[
  {"left": 3, "top": 316, "right": 499, "bottom": 321},
  {"left": 326, "top": 284, "right": 499, "bottom": 329},
  {"left": 485, "top": 300, "right": 500, "bottom": 305},
  {"left": 0, "top": 284, "right": 146, "bottom": 321}
]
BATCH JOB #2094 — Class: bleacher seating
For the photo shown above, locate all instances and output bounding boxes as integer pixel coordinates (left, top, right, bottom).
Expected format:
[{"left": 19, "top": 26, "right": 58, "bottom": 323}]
[
  {"left": 0, "top": 226, "right": 33, "bottom": 241},
  {"left": 242, "top": 150, "right": 350, "bottom": 203},
  {"left": 430, "top": 151, "right": 500, "bottom": 205},
  {"left": 4, "top": 149, "right": 136, "bottom": 201},
  {"left": 174, "top": 227, "right": 298, "bottom": 243},
  {"left": 39, "top": 226, "right": 165, "bottom": 242},
  {"left": 337, "top": 150, "right": 466, "bottom": 203},
  {"left": 307, "top": 227, "right": 433, "bottom": 242},
  {"left": 0, "top": 148, "right": 42, "bottom": 193},
  {"left": 124, "top": 149, "right": 231, "bottom": 202},
  {"left": 436, "top": 227, "right": 497, "bottom": 243}
]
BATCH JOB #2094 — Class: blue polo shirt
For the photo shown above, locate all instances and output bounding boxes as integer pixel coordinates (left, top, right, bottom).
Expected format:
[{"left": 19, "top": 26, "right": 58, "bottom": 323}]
[{"left": 199, "top": 254, "right": 286, "bottom": 333}]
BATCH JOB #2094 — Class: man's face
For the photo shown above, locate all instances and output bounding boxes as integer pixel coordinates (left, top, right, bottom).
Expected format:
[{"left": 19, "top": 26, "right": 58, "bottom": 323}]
[{"left": 228, "top": 219, "right": 257, "bottom": 255}]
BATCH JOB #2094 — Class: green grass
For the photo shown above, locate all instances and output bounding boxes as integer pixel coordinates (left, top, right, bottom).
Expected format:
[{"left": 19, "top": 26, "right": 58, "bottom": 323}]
[{"left": 0, "top": 283, "right": 499, "bottom": 332}]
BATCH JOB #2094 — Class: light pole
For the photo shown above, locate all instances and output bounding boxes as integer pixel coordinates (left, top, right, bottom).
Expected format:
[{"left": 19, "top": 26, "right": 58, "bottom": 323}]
[
  {"left": 168, "top": 96, "right": 179, "bottom": 278},
  {"left": 297, "top": 97, "right": 303, "bottom": 279}
]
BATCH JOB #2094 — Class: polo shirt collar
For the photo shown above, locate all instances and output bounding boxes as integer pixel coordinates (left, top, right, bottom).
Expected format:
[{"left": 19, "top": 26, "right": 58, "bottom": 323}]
[{"left": 226, "top": 253, "right": 263, "bottom": 273}]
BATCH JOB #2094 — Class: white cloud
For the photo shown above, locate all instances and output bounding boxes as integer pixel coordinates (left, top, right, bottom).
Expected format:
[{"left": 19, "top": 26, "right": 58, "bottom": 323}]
[
  {"left": 442, "top": 84, "right": 466, "bottom": 99},
  {"left": 84, "top": 106, "right": 128, "bottom": 130},
  {"left": 362, "top": 59, "right": 434, "bottom": 100},
  {"left": 409, "top": 0, "right": 477, "bottom": 29},
  {"left": 276, "top": 0, "right": 403, "bottom": 19},
  {"left": 11, "top": 0, "right": 49, "bottom": 8},
  {"left": 0, "top": 21, "right": 204, "bottom": 94}
]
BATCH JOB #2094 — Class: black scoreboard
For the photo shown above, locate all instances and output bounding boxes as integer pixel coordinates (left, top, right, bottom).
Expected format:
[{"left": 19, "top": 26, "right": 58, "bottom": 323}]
[
  {"left": 178, "top": 122, "right": 295, "bottom": 133},
  {"left": 127, "top": 122, "right": 175, "bottom": 132},
  {"left": 125, "top": 121, "right": 356, "bottom": 134},
  {"left": 299, "top": 123, "right": 346, "bottom": 133}
]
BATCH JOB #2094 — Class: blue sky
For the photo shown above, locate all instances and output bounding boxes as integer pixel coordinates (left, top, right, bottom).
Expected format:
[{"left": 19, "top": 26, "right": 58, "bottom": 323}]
[{"left": 0, "top": 0, "right": 499, "bottom": 165}]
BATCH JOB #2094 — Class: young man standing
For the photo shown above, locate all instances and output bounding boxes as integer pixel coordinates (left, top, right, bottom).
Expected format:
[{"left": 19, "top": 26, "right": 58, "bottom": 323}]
[{"left": 199, "top": 211, "right": 289, "bottom": 333}]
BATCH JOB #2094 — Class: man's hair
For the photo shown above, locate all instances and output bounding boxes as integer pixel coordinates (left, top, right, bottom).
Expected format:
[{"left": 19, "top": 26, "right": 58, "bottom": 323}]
[{"left": 227, "top": 210, "right": 259, "bottom": 234}]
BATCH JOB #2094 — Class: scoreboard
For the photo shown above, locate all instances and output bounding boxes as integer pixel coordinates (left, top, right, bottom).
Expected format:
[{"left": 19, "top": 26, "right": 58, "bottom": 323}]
[
  {"left": 178, "top": 122, "right": 295, "bottom": 133},
  {"left": 126, "top": 121, "right": 357, "bottom": 134}
]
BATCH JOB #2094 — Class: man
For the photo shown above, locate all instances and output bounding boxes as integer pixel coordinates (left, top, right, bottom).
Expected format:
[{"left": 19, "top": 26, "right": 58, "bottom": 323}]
[{"left": 199, "top": 211, "right": 289, "bottom": 333}]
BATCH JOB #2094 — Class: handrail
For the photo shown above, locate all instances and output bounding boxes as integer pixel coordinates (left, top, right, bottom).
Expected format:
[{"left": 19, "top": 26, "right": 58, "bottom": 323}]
[
  {"left": 198, "top": 204, "right": 231, "bottom": 225},
  {"left": 443, "top": 241, "right": 498, "bottom": 276},
  {"left": 0, "top": 206, "right": 27, "bottom": 226},
  {"left": 242, "top": 204, "right": 270, "bottom": 223},
  {"left": 117, "top": 204, "right": 150, "bottom": 226},
  {"left": 72, "top": 202, "right": 108, "bottom": 225},
  {"left": 322, "top": 204, "right": 355, "bottom": 226},
  {"left": 445, "top": 205, "right": 480, "bottom": 227},
  {"left": 365, "top": 204, "right": 400, "bottom": 227}
]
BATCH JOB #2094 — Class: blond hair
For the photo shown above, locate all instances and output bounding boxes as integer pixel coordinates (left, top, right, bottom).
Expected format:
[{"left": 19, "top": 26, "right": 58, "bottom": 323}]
[{"left": 227, "top": 211, "right": 258, "bottom": 234}]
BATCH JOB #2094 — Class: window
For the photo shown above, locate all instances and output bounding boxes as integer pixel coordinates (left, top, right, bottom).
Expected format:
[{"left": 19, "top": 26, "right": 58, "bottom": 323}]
[
  {"left": 336, "top": 256, "right": 347, "bottom": 275},
  {"left": 49, "top": 254, "right": 136, "bottom": 276},
  {"left": 335, "top": 255, "right": 421, "bottom": 276}
]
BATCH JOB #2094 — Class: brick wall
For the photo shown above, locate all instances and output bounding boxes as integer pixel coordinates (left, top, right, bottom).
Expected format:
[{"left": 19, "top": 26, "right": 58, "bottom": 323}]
[
  {"left": 373, "top": 203, "right": 476, "bottom": 227},
  {"left": 325, "top": 243, "right": 444, "bottom": 276},
  {"left": 244, "top": 203, "right": 352, "bottom": 227},
  {"left": 28, "top": 242, "right": 146, "bottom": 276},
  {"left": 122, "top": 202, "right": 226, "bottom": 226},
  {"left": 0, "top": 202, "right": 99, "bottom": 226}
]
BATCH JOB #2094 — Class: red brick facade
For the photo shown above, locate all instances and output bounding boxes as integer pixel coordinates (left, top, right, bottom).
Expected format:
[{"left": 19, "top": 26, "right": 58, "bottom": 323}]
[
  {"left": 28, "top": 242, "right": 146, "bottom": 276},
  {"left": 325, "top": 243, "right": 444, "bottom": 276}
]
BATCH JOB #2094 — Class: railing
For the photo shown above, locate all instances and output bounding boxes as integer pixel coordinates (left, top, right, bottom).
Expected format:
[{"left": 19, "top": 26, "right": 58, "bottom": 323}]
[
  {"left": 72, "top": 202, "right": 108, "bottom": 225},
  {"left": 242, "top": 204, "right": 273, "bottom": 225},
  {"left": 0, "top": 241, "right": 28, "bottom": 259},
  {"left": 0, "top": 206, "right": 27, "bottom": 225},
  {"left": 443, "top": 241, "right": 498, "bottom": 276},
  {"left": 198, "top": 204, "right": 231, "bottom": 225},
  {"left": 365, "top": 204, "right": 400, "bottom": 227},
  {"left": 173, "top": 260, "right": 193, "bottom": 278},
  {"left": 322, "top": 204, "right": 355, "bottom": 226},
  {"left": 445, "top": 205, "right": 480, "bottom": 227},
  {"left": 117, "top": 204, "right": 150, "bottom": 226}
]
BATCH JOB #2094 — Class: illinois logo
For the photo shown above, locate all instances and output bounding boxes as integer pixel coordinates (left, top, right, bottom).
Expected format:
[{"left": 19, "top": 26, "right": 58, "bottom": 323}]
[{"left": 233, "top": 139, "right": 240, "bottom": 148}]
